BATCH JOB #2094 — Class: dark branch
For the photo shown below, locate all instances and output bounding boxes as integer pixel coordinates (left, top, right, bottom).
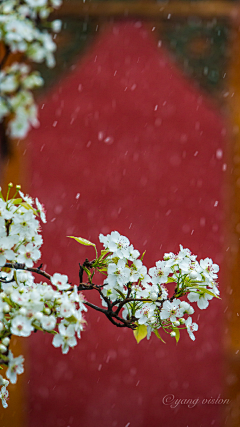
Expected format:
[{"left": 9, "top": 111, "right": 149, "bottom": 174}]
[{"left": 4, "top": 262, "right": 51, "bottom": 281}]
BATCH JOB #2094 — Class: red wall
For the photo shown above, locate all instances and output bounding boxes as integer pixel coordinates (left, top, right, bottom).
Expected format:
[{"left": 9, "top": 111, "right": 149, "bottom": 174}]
[{"left": 28, "top": 22, "right": 226, "bottom": 427}]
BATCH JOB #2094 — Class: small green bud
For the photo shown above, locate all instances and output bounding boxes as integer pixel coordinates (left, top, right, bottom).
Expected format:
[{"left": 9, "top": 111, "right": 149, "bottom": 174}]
[
  {"left": 8, "top": 183, "right": 13, "bottom": 188},
  {"left": 179, "top": 318, "right": 186, "bottom": 325},
  {"left": 16, "top": 185, "right": 21, "bottom": 190}
]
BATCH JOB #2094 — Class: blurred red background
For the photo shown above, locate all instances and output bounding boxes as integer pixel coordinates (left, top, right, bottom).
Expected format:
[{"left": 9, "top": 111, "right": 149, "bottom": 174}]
[{"left": 22, "top": 21, "right": 227, "bottom": 427}]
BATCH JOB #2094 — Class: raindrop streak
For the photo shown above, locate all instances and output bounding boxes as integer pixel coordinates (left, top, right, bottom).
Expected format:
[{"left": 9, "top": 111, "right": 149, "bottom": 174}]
[
  {"left": 216, "top": 149, "right": 223, "bottom": 159},
  {"left": 104, "top": 137, "right": 114, "bottom": 145},
  {"left": 98, "top": 131, "right": 104, "bottom": 141}
]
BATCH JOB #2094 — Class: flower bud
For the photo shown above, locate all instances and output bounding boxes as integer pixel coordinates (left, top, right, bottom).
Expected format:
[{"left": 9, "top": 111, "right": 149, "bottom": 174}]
[
  {"left": 44, "top": 291, "right": 54, "bottom": 300},
  {"left": 170, "top": 331, "right": 176, "bottom": 337},
  {"left": 34, "top": 312, "right": 43, "bottom": 320},
  {"left": 179, "top": 318, "right": 185, "bottom": 324},
  {"left": 0, "top": 344, "right": 7, "bottom": 353},
  {"left": 19, "top": 307, "right": 27, "bottom": 316},
  {"left": 173, "top": 321, "right": 180, "bottom": 326},
  {"left": 2, "top": 337, "right": 10, "bottom": 346},
  {"left": 3, "top": 304, "right": 10, "bottom": 313},
  {"left": 44, "top": 307, "right": 51, "bottom": 315},
  {"left": 52, "top": 19, "right": 62, "bottom": 32},
  {"left": 189, "top": 271, "right": 198, "bottom": 280},
  {"left": 150, "top": 292, "right": 158, "bottom": 301},
  {"left": 0, "top": 377, "right": 9, "bottom": 386}
]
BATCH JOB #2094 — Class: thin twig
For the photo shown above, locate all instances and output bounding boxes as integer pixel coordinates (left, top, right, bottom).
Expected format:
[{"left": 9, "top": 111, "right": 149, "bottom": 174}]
[{"left": 4, "top": 262, "right": 51, "bottom": 281}]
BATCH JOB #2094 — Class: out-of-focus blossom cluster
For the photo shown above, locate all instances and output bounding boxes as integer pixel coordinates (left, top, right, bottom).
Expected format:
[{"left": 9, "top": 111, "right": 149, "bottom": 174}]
[
  {"left": 99, "top": 231, "right": 220, "bottom": 342},
  {"left": 0, "top": 0, "right": 62, "bottom": 138}
]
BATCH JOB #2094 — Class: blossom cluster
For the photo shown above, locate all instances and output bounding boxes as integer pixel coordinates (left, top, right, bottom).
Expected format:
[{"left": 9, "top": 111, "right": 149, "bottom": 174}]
[
  {"left": 99, "top": 231, "right": 220, "bottom": 342},
  {"left": 0, "top": 184, "right": 87, "bottom": 408},
  {"left": 0, "top": 185, "right": 220, "bottom": 409},
  {"left": 0, "top": 0, "right": 62, "bottom": 138}
]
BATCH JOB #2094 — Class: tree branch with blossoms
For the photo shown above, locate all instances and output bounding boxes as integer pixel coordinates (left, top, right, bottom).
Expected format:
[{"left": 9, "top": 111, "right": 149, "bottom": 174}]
[
  {"left": 0, "top": 0, "right": 62, "bottom": 139},
  {"left": 0, "top": 183, "right": 220, "bottom": 409}
]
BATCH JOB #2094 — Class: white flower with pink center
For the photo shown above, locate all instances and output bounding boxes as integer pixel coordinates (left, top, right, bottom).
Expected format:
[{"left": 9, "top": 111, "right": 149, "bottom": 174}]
[
  {"left": 10, "top": 315, "right": 34, "bottom": 337},
  {"left": 185, "top": 317, "right": 198, "bottom": 341},
  {"left": 149, "top": 260, "right": 171, "bottom": 285},
  {"left": 200, "top": 258, "right": 219, "bottom": 281},
  {"left": 135, "top": 303, "right": 156, "bottom": 325},
  {"left": 51, "top": 273, "right": 70, "bottom": 290},
  {"left": 52, "top": 324, "right": 77, "bottom": 354},
  {"left": 100, "top": 231, "right": 130, "bottom": 259},
  {"left": 6, "top": 351, "right": 24, "bottom": 384},
  {"left": 41, "top": 315, "right": 56, "bottom": 331},
  {"left": 17, "top": 243, "right": 41, "bottom": 267},
  {"left": 160, "top": 299, "right": 183, "bottom": 322}
]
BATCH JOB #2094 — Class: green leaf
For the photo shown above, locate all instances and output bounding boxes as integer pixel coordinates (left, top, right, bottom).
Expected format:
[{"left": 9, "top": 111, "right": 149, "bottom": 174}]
[
  {"left": 172, "top": 327, "right": 180, "bottom": 343},
  {"left": 133, "top": 324, "right": 148, "bottom": 343},
  {"left": 65, "top": 315, "right": 77, "bottom": 324},
  {"left": 98, "top": 267, "right": 108, "bottom": 272},
  {"left": 154, "top": 329, "right": 166, "bottom": 343},
  {"left": 191, "top": 286, "right": 221, "bottom": 299},
  {"left": 99, "top": 249, "right": 109, "bottom": 260},
  {"left": 167, "top": 277, "right": 176, "bottom": 283},
  {"left": 68, "top": 236, "right": 97, "bottom": 256},
  {"left": 68, "top": 236, "right": 95, "bottom": 247},
  {"left": 82, "top": 265, "right": 91, "bottom": 279},
  {"left": 140, "top": 251, "right": 146, "bottom": 261}
]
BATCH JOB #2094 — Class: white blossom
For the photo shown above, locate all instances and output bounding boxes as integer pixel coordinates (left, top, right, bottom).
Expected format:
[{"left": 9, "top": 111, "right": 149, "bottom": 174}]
[
  {"left": 51, "top": 273, "right": 70, "bottom": 291},
  {"left": 185, "top": 317, "right": 198, "bottom": 341},
  {"left": 6, "top": 351, "right": 24, "bottom": 384},
  {"left": 52, "top": 324, "right": 77, "bottom": 354},
  {"left": 11, "top": 315, "right": 34, "bottom": 336}
]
